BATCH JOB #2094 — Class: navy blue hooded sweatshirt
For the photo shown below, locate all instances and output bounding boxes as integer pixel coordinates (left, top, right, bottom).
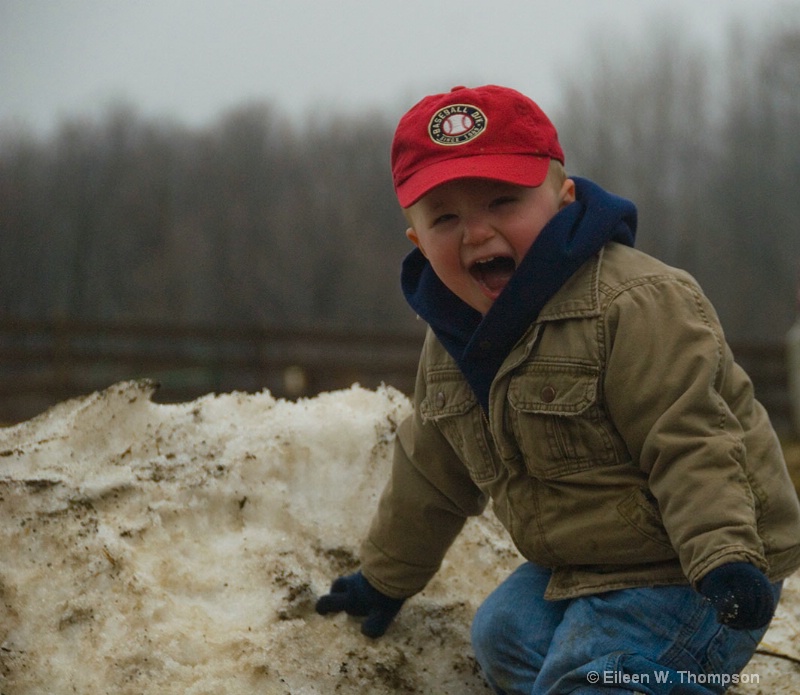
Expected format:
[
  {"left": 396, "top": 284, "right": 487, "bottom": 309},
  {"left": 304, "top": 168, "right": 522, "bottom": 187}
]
[{"left": 401, "top": 177, "right": 638, "bottom": 413}]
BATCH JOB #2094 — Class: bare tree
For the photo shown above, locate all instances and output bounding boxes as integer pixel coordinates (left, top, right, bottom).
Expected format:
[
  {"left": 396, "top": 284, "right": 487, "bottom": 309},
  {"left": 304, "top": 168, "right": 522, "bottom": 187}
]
[
  {"left": 1, "top": 18, "right": 797, "bottom": 343},
  {"left": 555, "top": 19, "right": 799, "bottom": 342}
]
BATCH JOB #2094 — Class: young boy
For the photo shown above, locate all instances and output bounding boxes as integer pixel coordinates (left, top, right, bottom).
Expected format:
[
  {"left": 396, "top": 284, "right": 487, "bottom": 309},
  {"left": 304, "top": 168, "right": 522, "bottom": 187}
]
[{"left": 315, "top": 84, "right": 800, "bottom": 693}]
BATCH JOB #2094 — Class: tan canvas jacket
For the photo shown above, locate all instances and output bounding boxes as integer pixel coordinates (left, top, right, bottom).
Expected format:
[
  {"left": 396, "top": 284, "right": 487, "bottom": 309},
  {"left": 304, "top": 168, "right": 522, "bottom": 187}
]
[{"left": 361, "top": 243, "right": 800, "bottom": 601}]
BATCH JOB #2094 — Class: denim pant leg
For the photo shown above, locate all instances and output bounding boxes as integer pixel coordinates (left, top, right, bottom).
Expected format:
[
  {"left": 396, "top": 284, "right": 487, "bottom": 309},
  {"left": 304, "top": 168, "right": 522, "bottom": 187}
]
[
  {"left": 471, "top": 562, "right": 570, "bottom": 693},
  {"left": 471, "top": 561, "right": 781, "bottom": 695}
]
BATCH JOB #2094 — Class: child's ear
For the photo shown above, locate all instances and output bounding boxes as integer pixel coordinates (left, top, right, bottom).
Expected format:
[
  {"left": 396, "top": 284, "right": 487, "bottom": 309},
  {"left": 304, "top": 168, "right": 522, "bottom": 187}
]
[
  {"left": 406, "top": 227, "right": 427, "bottom": 257},
  {"left": 559, "top": 178, "right": 576, "bottom": 209}
]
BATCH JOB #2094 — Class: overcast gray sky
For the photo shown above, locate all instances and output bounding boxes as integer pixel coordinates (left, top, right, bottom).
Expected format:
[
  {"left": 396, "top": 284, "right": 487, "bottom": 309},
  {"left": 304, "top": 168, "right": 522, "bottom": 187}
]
[{"left": 1, "top": 0, "right": 798, "bottom": 134}]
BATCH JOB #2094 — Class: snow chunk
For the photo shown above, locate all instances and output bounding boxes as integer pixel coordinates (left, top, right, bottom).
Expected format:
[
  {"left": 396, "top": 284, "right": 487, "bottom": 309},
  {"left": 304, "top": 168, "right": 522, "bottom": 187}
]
[{"left": 0, "top": 380, "right": 797, "bottom": 693}]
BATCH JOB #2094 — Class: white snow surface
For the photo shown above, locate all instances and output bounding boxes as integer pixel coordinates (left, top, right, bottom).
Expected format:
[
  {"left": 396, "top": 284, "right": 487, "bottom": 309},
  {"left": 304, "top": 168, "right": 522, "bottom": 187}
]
[{"left": 0, "top": 380, "right": 797, "bottom": 694}]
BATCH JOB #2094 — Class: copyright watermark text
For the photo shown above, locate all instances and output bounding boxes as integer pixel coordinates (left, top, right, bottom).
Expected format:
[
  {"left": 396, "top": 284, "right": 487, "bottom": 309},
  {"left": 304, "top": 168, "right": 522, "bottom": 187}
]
[{"left": 587, "top": 669, "right": 760, "bottom": 687}]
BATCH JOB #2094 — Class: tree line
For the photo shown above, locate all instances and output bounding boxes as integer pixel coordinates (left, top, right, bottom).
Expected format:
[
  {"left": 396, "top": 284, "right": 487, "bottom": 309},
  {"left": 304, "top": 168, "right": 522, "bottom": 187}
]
[
  {"left": 0, "top": 103, "right": 413, "bottom": 330},
  {"left": 557, "top": 21, "right": 800, "bottom": 343},
  {"left": 1, "top": 20, "right": 798, "bottom": 343}
]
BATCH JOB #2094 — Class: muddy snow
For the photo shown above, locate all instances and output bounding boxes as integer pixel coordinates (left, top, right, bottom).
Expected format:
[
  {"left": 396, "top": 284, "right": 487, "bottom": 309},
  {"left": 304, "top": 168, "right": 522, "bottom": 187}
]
[{"left": 0, "top": 380, "right": 797, "bottom": 693}]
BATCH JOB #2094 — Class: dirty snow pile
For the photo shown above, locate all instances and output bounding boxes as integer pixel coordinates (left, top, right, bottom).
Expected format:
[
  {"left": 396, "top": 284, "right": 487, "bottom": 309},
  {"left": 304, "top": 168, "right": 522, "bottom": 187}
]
[{"left": 0, "top": 381, "right": 798, "bottom": 694}]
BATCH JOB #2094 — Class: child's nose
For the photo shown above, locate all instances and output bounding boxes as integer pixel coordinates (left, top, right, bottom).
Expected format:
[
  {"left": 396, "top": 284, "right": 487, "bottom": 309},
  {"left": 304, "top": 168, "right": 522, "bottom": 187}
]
[{"left": 462, "top": 215, "right": 494, "bottom": 245}]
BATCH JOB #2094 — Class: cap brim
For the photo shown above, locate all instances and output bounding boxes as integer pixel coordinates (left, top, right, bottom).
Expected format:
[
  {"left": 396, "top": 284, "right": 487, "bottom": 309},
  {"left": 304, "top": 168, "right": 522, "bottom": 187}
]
[{"left": 396, "top": 154, "right": 552, "bottom": 208}]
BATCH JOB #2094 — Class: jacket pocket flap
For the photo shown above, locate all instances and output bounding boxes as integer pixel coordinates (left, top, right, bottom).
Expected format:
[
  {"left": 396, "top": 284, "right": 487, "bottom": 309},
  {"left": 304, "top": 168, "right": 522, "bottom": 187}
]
[
  {"left": 508, "top": 363, "right": 599, "bottom": 415},
  {"left": 420, "top": 368, "right": 477, "bottom": 420}
]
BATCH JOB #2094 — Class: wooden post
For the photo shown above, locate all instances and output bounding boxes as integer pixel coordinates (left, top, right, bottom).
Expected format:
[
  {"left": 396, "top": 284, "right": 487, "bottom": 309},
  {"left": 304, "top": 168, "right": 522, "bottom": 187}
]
[{"left": 788, "top": 316, "right": 800, "bottom": 438}]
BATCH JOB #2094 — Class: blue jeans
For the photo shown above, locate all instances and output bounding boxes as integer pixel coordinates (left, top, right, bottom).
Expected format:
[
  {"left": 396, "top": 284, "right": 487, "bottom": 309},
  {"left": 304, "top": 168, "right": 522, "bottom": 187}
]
[{"left": 471, "top": 563, "right": 780, "bottom": 694}]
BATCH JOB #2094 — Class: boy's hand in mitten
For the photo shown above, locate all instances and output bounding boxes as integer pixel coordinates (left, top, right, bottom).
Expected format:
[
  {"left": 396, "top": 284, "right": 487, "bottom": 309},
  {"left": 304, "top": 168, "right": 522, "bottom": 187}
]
[
  {"left": 315, "top": 571, "right": 405, "bottom": 638},
  {"left": 698, "top": 562, "right": 776, "bottom": 630}
]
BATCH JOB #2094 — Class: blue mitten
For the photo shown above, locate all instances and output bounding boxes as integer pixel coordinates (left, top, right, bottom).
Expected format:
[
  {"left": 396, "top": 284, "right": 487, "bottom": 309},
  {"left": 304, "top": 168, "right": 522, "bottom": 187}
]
[
  {"left": 315, "top": 571, "right": 405, "bottom": 638},
  {"left": 697, "top": 562, "right": 775, "bottom": 630}
]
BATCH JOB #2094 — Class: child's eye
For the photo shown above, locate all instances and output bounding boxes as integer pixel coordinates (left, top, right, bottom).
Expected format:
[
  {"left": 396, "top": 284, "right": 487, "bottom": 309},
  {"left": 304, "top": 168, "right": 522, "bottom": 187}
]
[
  {"left": 490, "top": 196, "right": 516, "bottom": 208},
  {"left": 431, "top": 213, "right": 457, "bottom": 227}
]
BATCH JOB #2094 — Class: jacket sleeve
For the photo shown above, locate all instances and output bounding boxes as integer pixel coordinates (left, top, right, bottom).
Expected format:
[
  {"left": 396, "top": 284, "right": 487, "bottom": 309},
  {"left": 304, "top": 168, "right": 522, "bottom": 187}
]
[
  {"left": 360, "top": 342, "right": 488, "bottom": 599},
  {"left": 602, "top": 274, "right": 769, "bottom": 586}
]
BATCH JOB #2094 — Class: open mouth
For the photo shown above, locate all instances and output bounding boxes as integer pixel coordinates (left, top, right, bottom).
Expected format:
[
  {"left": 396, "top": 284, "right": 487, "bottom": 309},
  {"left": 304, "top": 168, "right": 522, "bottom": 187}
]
[{"left": 469, "top": 256, "right": 516, "bottom": 295}]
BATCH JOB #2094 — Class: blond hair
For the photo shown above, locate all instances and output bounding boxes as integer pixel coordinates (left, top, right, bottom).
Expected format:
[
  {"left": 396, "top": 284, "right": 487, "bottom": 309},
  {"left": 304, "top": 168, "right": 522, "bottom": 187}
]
[{"left": 546, "top": 159, "right": 568, "bottom": 190}]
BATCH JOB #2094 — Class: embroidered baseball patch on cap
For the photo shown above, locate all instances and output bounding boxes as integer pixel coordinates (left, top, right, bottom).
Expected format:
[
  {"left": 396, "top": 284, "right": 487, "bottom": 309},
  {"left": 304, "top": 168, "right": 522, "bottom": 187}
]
[
  {"left": 392, "top": 84, "right": 564, "bottom": 208},
  {"left": 428, "top": 104, "right": 487, "bottom": 146}
]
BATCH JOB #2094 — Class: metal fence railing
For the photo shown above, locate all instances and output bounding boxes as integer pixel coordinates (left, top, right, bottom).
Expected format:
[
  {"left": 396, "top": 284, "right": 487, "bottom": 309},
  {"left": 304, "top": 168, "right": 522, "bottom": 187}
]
[
  {"left": 0, "top": 317, "right": 425, "bottom": 424},
  {"left": 0, "top": 317, "right": 793, "bottom": 434}
]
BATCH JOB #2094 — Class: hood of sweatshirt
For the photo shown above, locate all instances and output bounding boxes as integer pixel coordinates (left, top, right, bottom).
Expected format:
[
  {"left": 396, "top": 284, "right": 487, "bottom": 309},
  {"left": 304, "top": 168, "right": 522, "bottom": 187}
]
[{"left": 401, "top": 176, "right": 637, "bottom": 412}]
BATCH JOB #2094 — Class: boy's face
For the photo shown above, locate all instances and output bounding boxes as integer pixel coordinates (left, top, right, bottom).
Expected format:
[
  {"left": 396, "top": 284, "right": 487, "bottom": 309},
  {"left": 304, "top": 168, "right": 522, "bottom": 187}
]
[{"left": 404, "top": 172, "right": 575, "bottom": 315}]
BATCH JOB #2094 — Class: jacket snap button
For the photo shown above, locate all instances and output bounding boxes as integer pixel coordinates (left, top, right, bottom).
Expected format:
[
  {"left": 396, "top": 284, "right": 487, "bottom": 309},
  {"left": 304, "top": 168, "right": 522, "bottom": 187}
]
[
  {"left": 435, "top": 391, "right": 446, "bottom": 408},
  {"left": 541, "top": 386, "right": 557, "bottom": 403}
]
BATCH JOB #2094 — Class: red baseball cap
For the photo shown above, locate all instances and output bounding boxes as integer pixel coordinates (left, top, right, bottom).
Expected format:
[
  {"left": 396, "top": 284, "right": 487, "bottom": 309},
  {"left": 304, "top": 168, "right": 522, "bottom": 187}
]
[{"left": 391, "top": 85, "right": 564, "bottom": 208}]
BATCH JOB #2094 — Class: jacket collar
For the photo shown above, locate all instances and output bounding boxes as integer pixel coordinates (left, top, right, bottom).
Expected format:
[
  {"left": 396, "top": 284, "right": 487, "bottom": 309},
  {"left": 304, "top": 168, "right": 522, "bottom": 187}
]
[
  {"left": 401, "top": 177, "right": 637, "bottom": 411},
  {"left": 536, "top": 244, "right": 603, "bottom": 322}
]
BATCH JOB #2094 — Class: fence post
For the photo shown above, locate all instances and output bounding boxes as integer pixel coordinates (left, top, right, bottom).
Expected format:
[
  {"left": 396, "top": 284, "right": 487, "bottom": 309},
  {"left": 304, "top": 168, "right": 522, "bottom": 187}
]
[{"left": 788, "top": 315, "right": 800, "bottom": 439}]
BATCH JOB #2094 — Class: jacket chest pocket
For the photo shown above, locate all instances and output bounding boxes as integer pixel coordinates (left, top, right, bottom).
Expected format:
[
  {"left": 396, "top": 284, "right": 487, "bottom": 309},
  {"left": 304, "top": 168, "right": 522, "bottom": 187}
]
[
  {"left": 420, "top": 368, "right": 499, "bottom": 483},
  {"left": 507, "top": 362, "right": 622, "bottom": 479}
]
